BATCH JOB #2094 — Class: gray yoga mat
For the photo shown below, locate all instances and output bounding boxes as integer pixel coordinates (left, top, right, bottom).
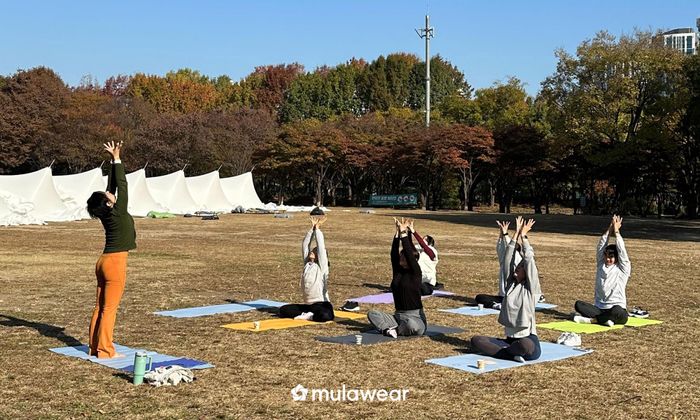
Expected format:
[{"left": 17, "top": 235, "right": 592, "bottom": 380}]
[{"left": 315, "top": 325, "right": 464, "bottom": 345}]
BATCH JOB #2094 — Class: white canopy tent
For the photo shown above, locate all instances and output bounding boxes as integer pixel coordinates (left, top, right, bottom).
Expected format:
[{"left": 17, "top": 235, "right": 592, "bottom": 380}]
[
  {"left": 220, "top": 172, "right": 265, "bottom": 210},
  {"left": 185, "top": 171, "right": 234, "bottom": 212},
  {"left": 146, "top": 170, "right": 201, "bottom": 214},
  {"left": 0, "top": 167, "right": 82, "bottom": 222},
  {"left": 103, "top": 169, "right": 167, "bottom": 217},
  {"left": 124, "top": 169, "right": 167, "bottom": 217},
  {"left": 54, "top": 167, "right": 107, "bottom": 220}
]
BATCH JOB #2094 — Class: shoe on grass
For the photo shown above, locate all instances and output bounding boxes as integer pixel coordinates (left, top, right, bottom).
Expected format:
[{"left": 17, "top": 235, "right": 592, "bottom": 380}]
[
  {"left": 629, "top": 306, "right": 649, "bottom": 318},
  {"left": 340, "top": 301, "right": 360, "bottom": 312}
]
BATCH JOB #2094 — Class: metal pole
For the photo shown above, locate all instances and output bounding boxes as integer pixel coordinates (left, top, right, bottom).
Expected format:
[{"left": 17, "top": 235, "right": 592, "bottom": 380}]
[
  {"left": 425, "top": 15, "right": 431, "bottom": 127},
  {"left": 416, "top": 15, "right": 434, "bottom": 127}
]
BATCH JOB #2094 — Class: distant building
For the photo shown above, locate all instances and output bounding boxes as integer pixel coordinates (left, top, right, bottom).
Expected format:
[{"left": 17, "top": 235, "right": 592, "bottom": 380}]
[{"left": 659, "top": 18, "right": 699, "bottom": 55}]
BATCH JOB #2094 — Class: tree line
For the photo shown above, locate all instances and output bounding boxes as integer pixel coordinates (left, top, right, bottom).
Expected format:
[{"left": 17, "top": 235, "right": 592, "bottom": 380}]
[{"left": 1, "top": 30, "right": 698, "bottom": 217}]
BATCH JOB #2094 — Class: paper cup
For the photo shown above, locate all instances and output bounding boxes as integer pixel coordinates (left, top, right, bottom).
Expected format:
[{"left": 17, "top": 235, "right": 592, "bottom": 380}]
[
  {"left": 477, "top": 304, "right": 484, "bottom": 310},
  {"left": 355, "top": 334, "right": 363, "bottom": 345},
  {"left": 477, "top": 359, "right": 486, "bottom": 370},
  {"left": 253, "top": 321, "right": 260, "bottom": 330}
]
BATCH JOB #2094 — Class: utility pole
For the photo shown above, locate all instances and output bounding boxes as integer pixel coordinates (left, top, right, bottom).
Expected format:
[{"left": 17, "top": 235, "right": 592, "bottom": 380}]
[{"left": 416, "top": 15, "right": 434, "bottom": 127}]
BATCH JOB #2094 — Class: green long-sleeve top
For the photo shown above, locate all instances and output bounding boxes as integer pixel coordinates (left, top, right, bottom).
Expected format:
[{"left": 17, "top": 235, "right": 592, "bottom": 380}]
[{"left": 100, "top": 161, "right": 136, "bottom": 253}]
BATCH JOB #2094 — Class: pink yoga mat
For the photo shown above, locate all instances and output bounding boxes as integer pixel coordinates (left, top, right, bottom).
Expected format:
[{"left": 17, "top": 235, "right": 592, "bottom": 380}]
[{"left": 349, "top": 290, "right": 455, "bottom": 304}]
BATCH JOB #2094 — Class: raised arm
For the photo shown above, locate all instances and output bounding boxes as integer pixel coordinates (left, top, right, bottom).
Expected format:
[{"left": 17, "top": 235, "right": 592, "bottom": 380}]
[
  {"left": 496, "top": 220, "right": 511, "bottom": 265},
  {"left": 302, "top": 230, "right": 314, "bottom": 262},
  {"left": 315, "top": 227, "right": 329, "bottom": 275},
  {"left": 401, "top": 233, "right": 421, "bottom": 274},
  {"left": 412, "top": 230, "right": 436, "bottom": 260},
  {"left": 612, "top": 215, "right": 631, "bottom": 276},
  {"left": 104, "top": 142, "right": 128, "bottom": 214},
  {"left": 106, "top": 163, "right": 117, "bottom": 194},
  {"left": 522, "top": 223, "right": 542, "bottom": 296},
  {"left": 597, "top": 219, "right": 613, "bottom": 265}
]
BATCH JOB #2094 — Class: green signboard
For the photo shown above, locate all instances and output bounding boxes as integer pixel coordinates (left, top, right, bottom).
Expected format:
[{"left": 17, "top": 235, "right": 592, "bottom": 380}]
[{"left": 368, "top": 193, "right": 418, "bottom": 207}]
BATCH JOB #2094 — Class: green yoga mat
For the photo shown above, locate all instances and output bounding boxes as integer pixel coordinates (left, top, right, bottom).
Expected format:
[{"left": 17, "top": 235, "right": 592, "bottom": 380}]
[
  {"left": 147, "top": 211, "right": 176, "bottom": 218},
  {"left": 539, "top": 317, "right": 662, "bottom": 334}
]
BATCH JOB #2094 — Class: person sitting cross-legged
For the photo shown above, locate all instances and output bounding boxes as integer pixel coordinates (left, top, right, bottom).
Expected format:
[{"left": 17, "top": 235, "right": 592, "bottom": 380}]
[{"left": 470, "top": 217, "right": 542, "bottom": 362}]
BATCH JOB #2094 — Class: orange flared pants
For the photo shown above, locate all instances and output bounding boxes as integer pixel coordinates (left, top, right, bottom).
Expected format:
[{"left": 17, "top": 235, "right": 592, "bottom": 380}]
[{"left": 89, "top": 251, "right": 128, "bottom": 358}]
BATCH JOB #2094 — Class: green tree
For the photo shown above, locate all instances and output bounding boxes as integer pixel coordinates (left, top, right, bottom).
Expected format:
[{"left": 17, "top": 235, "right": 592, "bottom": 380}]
[
  {"left": 408, "top": 55, "right": 472, "bottom": 112},
  {"left": 540, "top": 30, "right": 686, "bottom": 213}
]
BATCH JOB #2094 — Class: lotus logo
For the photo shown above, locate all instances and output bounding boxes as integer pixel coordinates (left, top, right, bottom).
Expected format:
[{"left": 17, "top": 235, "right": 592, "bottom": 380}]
[{"left": 291, "top": 384, "right": 308, "bottom": 401}]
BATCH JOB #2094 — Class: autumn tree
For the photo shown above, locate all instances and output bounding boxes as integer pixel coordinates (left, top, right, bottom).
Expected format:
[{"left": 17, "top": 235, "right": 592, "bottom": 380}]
[
  {"left": 0, "top": 67, "right": 69, "bottom": 173},
  {"left": 436, "top": 124, "right": 495, "bottom": 210}
]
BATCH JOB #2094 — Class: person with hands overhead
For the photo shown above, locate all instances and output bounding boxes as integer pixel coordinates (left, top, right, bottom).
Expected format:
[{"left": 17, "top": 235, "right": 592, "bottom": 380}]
[
  {"left": 85, "top": 141, "right": 136, "bottom": 359},
  {"left": 278, "top": 215, "right": 334, "bottom": 322},
  {"left": 572, "top": 215, "right": 631, "bottom": 327},
  {"left": 470, "top": 217, "right": 542, "bottom": 362},
  {"left": 474, "top": 220, "right": 523, "bottom": 310},
  {"left": 367, "top": 217, "right": 427, "bottom": 338},
  {"left": 408, "top": 220, "right": 441, "bottom": 295}
]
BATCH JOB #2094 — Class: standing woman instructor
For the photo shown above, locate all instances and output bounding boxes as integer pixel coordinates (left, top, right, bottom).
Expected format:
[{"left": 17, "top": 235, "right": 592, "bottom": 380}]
[{"left": 86, "top": 141, "right": 136, "bottom": 358}]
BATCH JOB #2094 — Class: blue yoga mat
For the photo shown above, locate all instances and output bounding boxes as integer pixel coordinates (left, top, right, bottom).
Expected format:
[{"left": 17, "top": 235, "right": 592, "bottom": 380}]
[
  {"left": 426, "top": 342, "right": 592, "bottom": 374},
  {"left": 153, "top": 299, "right": 287, "bottom": 318},
  {"left": 49, "top": 344, "right": 214, "bottom": 371},
  {"left": 439, "top": 302, "right": 557, "bottom": 317}
]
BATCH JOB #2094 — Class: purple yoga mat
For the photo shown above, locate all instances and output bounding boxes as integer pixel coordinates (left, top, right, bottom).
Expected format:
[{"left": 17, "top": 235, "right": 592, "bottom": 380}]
[{"left": 349, "top": 290, "right": 455, "bottom": 304}]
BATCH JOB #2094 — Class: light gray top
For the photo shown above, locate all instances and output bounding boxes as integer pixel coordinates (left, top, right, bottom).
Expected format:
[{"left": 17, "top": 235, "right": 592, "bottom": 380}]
[
  {"left": 498, "top": 238, "right": 541, "bottom": 338},
  {"left": 301, "top": 228, "right": 330, "bottom": 304}
]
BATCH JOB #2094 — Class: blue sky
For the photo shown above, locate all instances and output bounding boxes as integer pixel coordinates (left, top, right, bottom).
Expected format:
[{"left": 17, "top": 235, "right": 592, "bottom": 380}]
[{"left": 1, "top": 0, "right": 697, "bottom": 95}]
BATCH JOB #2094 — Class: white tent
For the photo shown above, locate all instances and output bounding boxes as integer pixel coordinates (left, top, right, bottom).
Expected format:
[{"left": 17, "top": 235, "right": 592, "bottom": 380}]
[
  {"left": 185, "top": 170, "right": 233, "bottom": 212},
  {"left": 220, "top": 172, "right": 265, "bottom": 209},
  {"left": 146, "top": 170, "right": 201, "bottom": 214},
  {"left": 102, "top": 169, "right": 167, "bottom": 217},
  {"left": 124, "top": 169, "right": 167, "bottom": 217},
  {"left": 54, "top": 168, "right": 107, "bottom": 220},
  {"left": 0, "top": 167, "right": 82, "bottom": 222},
  {"left": 0, "top": 190, "right": 45, "bottom": 226}
]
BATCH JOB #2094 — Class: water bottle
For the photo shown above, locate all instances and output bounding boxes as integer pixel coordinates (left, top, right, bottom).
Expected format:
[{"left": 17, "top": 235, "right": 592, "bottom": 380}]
[{"left": 132, "top": 351, "right": 153, "bottom": 385}]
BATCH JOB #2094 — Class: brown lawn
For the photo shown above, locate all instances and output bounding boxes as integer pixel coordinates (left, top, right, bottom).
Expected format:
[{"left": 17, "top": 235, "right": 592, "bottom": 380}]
[{"left": 1, "top": 209, "right": 698, "bottom": 419}]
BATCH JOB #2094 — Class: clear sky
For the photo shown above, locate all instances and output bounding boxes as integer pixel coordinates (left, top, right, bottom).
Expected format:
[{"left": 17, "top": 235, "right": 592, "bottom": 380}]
[{"left": 1, "top": 0, "right": 698, "bottom": 95}]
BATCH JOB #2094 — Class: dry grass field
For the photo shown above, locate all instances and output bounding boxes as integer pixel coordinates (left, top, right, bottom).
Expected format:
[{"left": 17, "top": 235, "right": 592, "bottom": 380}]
[{"left": 1, "top": 209, "right": 698, "bottom": 419}]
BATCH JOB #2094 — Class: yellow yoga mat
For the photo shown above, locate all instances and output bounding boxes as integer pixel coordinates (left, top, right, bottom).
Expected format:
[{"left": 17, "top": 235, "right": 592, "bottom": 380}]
[
  {"left": 222, "top": 311, "right": 366, "bottom": 332},
  {"left": 539, "top": 318, "right": 662, "bottom": 334}
]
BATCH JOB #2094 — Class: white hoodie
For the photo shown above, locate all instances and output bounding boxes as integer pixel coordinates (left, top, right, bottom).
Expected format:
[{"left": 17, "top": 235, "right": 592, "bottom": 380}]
[
  {"left": 301, "top": 228, "right": 330, "bottom": 304},
  {"left": 594, "top": 232, "right": 631, "bottom": 309}
]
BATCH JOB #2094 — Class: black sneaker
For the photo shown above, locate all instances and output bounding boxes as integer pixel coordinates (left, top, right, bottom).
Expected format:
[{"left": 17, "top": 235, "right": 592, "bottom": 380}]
[
  {"left": 629, "top": 306, "right": 649, "bottom": 318},
  {"left": 340, "top": 301, "right": 360, "bottom": 312},
  {"left": 434, "top": 282, "right": 445, "bottom": 290}
]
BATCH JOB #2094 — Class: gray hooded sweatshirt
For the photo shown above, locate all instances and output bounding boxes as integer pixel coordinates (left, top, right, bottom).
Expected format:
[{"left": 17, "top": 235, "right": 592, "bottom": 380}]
[{"left": 498, "top": 238, "right": 541, "bottom": 338}]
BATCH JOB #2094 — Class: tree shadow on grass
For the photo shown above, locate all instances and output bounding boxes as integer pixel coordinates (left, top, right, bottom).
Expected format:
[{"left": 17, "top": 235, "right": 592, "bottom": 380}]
[
  {"left": 361, "top": 283, "right": 391, "bottom": 292},
  {"left": 0, "top": 314, "right": 82, "bottom": 347},
  {"left": 383, "top": 212, "right": 700, "bottom": 243}
]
